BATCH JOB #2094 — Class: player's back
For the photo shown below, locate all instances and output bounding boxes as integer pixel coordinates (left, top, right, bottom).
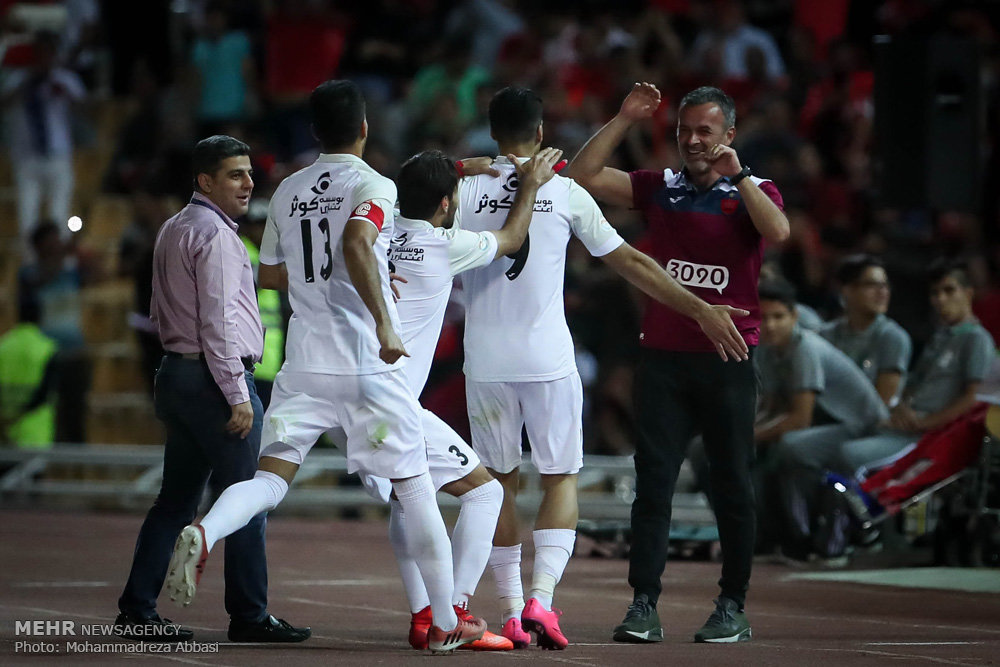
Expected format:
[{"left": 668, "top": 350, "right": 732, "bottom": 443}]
[
  {"left": 390, "top": 215, "right": 499, "bottom": 395},
  {"left": 457, "top": 159, "right": 576, "bottom": 382},
  {"left": 263, "top": 154, "right": 400, "bottom": 375}
]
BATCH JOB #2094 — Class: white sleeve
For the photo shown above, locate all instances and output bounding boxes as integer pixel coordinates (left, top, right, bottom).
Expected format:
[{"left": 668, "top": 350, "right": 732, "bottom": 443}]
[
  {"left": 568, "top": 180, "right": 624, "bottom": 257},
  {"left": 452, "top": 178, "right": 472, "bottom": 231},
  {"left": 259, "top": 199, "right": 282, "bottom": 264},
  {"left": 446, "top": 228, "right": 499, "bottom": 277}
]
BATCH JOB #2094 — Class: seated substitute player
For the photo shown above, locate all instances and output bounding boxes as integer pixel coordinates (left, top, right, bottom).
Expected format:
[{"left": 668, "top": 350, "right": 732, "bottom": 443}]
[
  {"left": 755, "top": 278, "right": 889, "bottom": 472},
  {"left": 368, "top": 147, "right": 564, "bottom": 650},
  {"left": 164, "top": 79, "right": 486, "bottom": 653},
  {"left": 458, "top": 86, "right": 750, "bottom": 650},
  {"left": 820, "top": 254, "right": 911, "bottom": 406},
  {"left": 834, "top": 258, "right": 995, "bottom": 478}
]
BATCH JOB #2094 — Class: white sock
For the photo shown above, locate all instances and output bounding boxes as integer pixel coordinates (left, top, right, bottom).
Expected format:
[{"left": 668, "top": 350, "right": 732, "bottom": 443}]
[
  {"left": 451, "top": 479, "right": 503, "bottom": 608},
  {"left": 488, "top": 544, "right": 524, "bottom": 623},
  {"left": 529, "top": 529, "right": 576, "bottom": 610},
  {"left": 388, "top": 498, "right": 431, "bottom": 613},
  {"left": 392, "top": 473, "right": 457, "bottom": 631},
  {"left": 200, "top": 470, "right": 288, "bottom": 551}
]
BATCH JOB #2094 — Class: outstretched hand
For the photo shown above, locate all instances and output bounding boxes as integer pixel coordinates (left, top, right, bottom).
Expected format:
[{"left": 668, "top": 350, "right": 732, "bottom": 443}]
[
  {"left": 619, "top": 82, "right": 662, "bottom": 121},
  {"left": 513, "top": 147, "right": 564, "bottom": 189},
  {"left": 696, "top": 305, "right": 750, "bottom": 362}
]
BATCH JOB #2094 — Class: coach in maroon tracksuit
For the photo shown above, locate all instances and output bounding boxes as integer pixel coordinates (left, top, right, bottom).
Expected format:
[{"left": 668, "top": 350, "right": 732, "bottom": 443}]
[{"left": 569, "top": 84, "right": 788, "bottom": 644}]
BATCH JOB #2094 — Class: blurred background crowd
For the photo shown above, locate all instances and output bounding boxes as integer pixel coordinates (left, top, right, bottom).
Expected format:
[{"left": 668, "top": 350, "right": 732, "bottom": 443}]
[{"left": 0, "top": 0, "right": 998, "bottom": 467}]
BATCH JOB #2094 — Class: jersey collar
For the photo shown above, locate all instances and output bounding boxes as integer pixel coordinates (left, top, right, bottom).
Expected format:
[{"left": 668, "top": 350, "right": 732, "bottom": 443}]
[
  {"left": 317, "top": 153, "right": 368, "bottom": 165},
  {"left": 395, "top": 215, "right": 434, "bottom": 230}
]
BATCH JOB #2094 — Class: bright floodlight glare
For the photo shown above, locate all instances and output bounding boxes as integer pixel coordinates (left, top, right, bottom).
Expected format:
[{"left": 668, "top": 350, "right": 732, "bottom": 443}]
[
  {"left": 833, "top": 482, "right": 846, "bottom": 493},
  {"left": 67, "top": 216, "right": 83, "bottom": 233}
]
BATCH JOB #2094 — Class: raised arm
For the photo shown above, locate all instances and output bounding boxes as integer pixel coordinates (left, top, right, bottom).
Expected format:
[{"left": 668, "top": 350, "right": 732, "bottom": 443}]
[
  {"left": 566, "top": 82, "right": 661, "bottom": 208},
  {"left": 600, "top": 242, "right": 749, "bottom": 361},
  {"left": 343, "top": 216, "right": 408, "bottom": 365},
  {"left": 490, "top": 148, "right": 563, "bottom": 257}
]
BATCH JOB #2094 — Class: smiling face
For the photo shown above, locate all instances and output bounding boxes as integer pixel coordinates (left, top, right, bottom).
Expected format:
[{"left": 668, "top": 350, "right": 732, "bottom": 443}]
[
  {"left": 198, "top": 155, "right": 254, "bottom": 220},
  {"left": 676, "top": 102, "right": 734, "bottom": 179},
  {"left": 930, "top": 272, "right": 974, "bottom": 326},
  {"left": 843, "top": 265, "right": 891, "bottom": 318}
]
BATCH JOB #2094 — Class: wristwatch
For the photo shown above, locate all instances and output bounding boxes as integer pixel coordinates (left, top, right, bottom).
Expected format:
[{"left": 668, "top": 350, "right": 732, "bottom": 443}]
[{"left": 730, "top": 164, "right": 752, "bottom": 186}]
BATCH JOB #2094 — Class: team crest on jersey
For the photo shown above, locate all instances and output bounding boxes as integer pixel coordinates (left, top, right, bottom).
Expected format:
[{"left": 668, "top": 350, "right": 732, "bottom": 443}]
[{"left": 720, "top": 196, "right": 739, "bottom": 215}]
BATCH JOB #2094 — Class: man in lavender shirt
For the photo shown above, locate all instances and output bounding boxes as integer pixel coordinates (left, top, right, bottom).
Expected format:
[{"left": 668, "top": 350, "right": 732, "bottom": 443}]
[{"left": 115, "top": 136, "right": 308, "bottom": 644}]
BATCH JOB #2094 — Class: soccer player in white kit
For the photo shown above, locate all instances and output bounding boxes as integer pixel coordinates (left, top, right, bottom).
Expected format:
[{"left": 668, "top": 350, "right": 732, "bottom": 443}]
[
  {"left": 459, "top": 87, "right": 751, "bottom": 649},
  {"left": 163, "top": 80, "right": 486, "bottom": 653},
  {"left": 363, "top": 147, "right": 564, "bottom": 651}
]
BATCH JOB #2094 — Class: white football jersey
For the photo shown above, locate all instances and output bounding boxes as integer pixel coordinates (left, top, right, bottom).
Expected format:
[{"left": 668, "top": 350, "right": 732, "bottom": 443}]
[
  {"left": 390, "top": 215, "right": 498, "bottom": 395},
  {"left": 260, "top": 153, "right": 401, "bottom": 375},
  {"left": 456, "top": 156, "right": 624, "bottom": 382}
]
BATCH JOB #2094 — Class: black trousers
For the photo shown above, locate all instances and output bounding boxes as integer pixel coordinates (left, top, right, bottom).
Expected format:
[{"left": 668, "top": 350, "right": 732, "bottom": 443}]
[
  {"left": 628, "top": 348, "right": 757, "bottom": 607},
  {"left": 118, "top": 355, "right": 267, "bottom": 622}
]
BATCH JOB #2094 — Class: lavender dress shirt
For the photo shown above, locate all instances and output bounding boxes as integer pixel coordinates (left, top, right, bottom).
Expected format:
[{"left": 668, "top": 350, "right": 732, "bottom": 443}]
[{"left": 151, "top": 193, "right": 264, "bottom": 405}]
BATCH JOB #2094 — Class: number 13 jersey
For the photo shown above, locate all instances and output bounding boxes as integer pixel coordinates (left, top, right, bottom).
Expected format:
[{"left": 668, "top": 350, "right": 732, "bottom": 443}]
[
  {"left": 260, "top": 153, "right": 401, "bottom": 375},
  {"left": 456, "top": 156, "right": 624, "bottom": 382}
]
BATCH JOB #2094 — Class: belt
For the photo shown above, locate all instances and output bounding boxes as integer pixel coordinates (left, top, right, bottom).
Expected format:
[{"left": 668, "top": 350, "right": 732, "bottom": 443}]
[{"left": 165, "top": 351, "right": 256, "bottom": 371}]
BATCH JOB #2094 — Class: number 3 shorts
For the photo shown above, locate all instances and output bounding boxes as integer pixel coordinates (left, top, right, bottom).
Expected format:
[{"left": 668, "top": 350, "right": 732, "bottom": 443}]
[
  {"left": 465, "top": 371, "right": 584, "bottom": 475},
  {"left": 259, "top": 368, "right": 428, "bottom": 481},
  {"left": 357, "top": 409, "right": 483, "bottom": 503}
]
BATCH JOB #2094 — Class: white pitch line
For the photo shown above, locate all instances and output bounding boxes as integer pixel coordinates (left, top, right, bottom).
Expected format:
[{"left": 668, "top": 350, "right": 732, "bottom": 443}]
[
  {"left": 281, "top": 578, "right": 395, "bottom": 587},
  {"left": 867, "top": 642, "right": 984, "bottom": 646},
  {"left": 286, "top": 596, "right": 409, "bottom": 617},
  {"left": 13, "top": 581, "right": 112, "bottom": 588}
]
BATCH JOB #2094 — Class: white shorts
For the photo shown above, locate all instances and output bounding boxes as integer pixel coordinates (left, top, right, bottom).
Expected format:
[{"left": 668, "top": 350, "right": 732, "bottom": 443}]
[
  {"left": 358, "top": 409, "right": 482, "bottom": 503},
  {"left": 466, "top": 372, "right": 583, "bottom": 475},
  {"left": 259, "top": 369, "right": 427, "bottom": 480}
]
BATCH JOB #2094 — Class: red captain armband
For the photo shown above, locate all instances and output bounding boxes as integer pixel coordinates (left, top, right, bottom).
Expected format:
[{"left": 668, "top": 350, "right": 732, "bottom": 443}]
[
  {"left": 350, "top": 200, "right": 385, "bottom": 231},
  {"left": 455, "top": 160, "right": 465, "bottom": 178},
  {"left": 553, "top": 159, "right": 568, "bottom": 173}
]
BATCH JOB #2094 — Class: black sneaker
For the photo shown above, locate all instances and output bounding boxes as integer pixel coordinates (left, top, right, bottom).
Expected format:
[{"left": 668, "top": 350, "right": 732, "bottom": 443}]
[
  {"left": 694, "top": 597, "right": 751, "bottom": 643},
  {"left": 114, "top": 611, "right": 194, "bottom": 642},
  {"left": 612, "top": 594, "right": 663, "bottom": 643},
  {"left": 228, "top": 614, "right": 311, "bottom": 643}
]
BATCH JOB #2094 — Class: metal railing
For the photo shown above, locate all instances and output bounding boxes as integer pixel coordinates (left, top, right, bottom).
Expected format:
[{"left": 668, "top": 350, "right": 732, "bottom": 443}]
[{"left": 0, "top": 444, "right": 716, "bottom": 527}]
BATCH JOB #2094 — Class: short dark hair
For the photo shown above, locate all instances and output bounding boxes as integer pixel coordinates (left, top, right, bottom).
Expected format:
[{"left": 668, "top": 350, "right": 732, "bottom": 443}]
[
  {"left": 928, "top": 257, "right": 972, "bottom": 288},
  {"left": 489, "top": 86, "right": 543, "bottom": 145},
  {"left": 758, "top": 277, "right": 797, "bottom": 312},
  {"left": 192, "top": 135, "right": 250, "bottom": 185},
  {"left": 310, "top": 80, "right": 366, "bottom": 150},
  {"left": 679, "top": 86, "right": 737, "bottom": 128},
  {"left": 836, "top": 253, "right": 885, "bottom": 286},
  {"left": 397, "top": 151, "right": 458, "bottom": 220}
]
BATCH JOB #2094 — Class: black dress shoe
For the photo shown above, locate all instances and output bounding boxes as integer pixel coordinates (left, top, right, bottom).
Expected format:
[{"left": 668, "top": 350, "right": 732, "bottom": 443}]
[
  {"left": 228, "top": 614, "right": 311, "bottom": 643},
  {"left": 114, "top": 611, "right": 194, "bottom": 642}
]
